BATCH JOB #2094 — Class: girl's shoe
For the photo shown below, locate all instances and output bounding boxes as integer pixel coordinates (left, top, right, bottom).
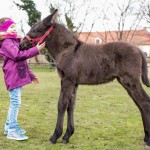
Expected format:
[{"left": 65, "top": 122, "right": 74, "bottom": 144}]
[
  {"left": 4, "top": 127, "right": 26, "bottom": 135},
  {"left": 7, "top": 130, "right": 28, "bottom": 141}
]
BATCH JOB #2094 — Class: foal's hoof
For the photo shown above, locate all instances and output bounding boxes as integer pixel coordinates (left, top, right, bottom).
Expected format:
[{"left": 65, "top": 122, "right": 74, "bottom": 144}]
[
  {"left": 145, "top": 144, "right": 150, "bottom": 149},
  {"left": 61, "top": 139, "right": 69, "bottom": 144},
  {"left": 48, "top": 141, "right": 56, "bottom": 144}
]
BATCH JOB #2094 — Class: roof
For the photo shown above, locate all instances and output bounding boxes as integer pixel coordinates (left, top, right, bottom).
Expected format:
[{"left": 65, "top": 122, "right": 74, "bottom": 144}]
[{"left": 77, "top": 28, "right": 150, "bottom": 45}]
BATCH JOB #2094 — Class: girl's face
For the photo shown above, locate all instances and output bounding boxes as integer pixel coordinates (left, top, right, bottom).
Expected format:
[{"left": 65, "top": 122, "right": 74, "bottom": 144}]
[{"left": 6, "top": 23, "right": 16, "bottom": 34}]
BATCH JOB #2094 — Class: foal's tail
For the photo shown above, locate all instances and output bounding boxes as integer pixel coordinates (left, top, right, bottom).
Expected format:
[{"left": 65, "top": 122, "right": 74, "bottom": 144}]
[{"left": 140, "top": 50, "right": 150, "bottom": 87}]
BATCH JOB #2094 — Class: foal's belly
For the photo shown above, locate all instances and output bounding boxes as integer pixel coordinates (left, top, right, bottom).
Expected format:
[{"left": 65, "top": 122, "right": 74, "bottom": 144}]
[{"left": 77, "top": 74, "right": 116, "bottom": 85}]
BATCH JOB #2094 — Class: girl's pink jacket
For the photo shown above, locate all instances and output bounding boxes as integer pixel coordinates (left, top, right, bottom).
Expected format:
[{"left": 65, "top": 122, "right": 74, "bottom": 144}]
[{"left": 0, "top": 35, "right": 39, "bottom": 90}]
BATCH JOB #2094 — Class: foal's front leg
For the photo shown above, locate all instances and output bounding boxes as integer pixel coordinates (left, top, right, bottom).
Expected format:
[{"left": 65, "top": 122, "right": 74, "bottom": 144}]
[
  {"left": 50, "top": 79, "right": 75, "bottom": 144},
  {"left": 62, "top": 84, "right": 78, "bottom": 143}
]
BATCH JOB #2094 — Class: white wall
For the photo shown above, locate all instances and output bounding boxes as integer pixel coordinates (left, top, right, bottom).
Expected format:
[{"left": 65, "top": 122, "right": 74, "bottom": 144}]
[{"left": 138, "top": 45, "right": 150, "bottom": 57}]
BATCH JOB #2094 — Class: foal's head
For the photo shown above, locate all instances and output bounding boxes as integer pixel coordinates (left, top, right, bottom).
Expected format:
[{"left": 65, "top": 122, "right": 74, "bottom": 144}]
[{"left": 20, "top": 9, "right": 58, "bottom": 50}]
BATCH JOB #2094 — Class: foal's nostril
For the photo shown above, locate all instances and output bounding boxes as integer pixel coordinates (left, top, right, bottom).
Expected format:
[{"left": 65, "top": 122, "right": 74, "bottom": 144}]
[
  {"left": 19, "top": 45, "right": 22, "bottom": 50},
  {"left": 19, "top": 43, "right": 25, "bottom": 50}
]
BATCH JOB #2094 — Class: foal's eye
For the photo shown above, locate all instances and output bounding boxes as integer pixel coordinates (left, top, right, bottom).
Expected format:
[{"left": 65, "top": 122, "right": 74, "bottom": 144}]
[{"left": 32, "top": 29, "right": 42, "bottom": 32}]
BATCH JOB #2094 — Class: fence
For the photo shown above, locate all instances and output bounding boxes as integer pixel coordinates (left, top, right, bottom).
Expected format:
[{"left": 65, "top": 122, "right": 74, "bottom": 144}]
[
  {"left": 0, "top": 62, "right": 56, "bottom": 69},
  {"left": 28, "top": 62, "right": 55, "bottom": 69}
]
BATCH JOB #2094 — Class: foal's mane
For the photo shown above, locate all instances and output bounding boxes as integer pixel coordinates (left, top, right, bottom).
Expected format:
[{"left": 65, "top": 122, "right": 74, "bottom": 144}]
[{"left": 54, "top": 23, "right": 79, "bottom": 43}]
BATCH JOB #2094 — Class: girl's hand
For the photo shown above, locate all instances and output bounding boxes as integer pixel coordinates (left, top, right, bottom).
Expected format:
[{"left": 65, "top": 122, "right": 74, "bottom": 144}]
[
  {"left": 32, "top": 77, "right": 40, "bottom": 84},
  {"left": 36, "top": 42, "right": 46, "bottom": 52}
]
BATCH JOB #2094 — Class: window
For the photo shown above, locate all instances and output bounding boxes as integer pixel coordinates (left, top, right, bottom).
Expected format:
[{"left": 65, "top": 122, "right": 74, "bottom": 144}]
[{"left": 95, "top": 38, "right": 102, "bottom": 44}]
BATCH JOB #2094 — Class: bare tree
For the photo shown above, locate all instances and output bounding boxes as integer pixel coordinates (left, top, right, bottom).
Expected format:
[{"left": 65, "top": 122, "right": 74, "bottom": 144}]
[
  {"left": 97, "top": 0, "right": 146, "bottom": 43},
  {"left": 141, "top": 0, "right": 150, "bottom": 24},
  {"left": 20, "top": 20, "right": 26, "bottom": 36},
  {"left": 44, "top": 0, "right": 96, "bottom": 33}
]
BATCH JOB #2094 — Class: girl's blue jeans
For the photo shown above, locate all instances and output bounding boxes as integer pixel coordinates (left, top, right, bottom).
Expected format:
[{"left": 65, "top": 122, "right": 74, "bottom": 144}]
[{"left": 5, "top": 87, "right": 22, "bottom": 131}]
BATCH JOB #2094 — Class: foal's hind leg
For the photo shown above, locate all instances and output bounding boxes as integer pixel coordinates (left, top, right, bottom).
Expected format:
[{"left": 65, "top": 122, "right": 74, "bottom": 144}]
[
  {"left": 118, "top": 75, "right": 150, "bottom": 146},
  {"left": 50, "top": 79, "right": 75, "bottom": 144},
  {"left": 117, "top": 78, "right": 148, "bottom": 144},
  {"left": 61, "top": 84, "right": 78, "bottom": 143}
]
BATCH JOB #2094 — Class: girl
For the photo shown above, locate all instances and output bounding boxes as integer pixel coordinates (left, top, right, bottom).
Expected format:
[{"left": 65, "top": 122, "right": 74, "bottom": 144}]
[{"left": 0, "top": 17, "right": 45, "bottom": 140}]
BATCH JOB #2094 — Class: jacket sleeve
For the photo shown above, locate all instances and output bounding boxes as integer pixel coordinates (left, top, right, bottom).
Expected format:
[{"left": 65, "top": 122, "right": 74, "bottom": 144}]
[
  {"left": 1, "top": 39, "right": 39, "bottom": 61},
  {"left": 28, "top": 70, "right": 36, "bottom": 80}
]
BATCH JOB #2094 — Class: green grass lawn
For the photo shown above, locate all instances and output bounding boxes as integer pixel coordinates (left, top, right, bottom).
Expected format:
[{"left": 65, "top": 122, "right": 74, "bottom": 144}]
[{"left": 0, "top": 68, "right": 149, "bottom": 150}]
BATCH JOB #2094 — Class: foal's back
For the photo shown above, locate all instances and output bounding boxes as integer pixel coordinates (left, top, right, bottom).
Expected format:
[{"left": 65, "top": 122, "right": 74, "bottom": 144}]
[{"left": 72, "top": 41, "right": 142, "bottom": 85}]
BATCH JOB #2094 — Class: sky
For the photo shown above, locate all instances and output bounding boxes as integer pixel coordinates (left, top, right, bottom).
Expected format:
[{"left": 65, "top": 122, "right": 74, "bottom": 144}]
[
  {"left": 0, "top": 0, "right": 149, "bottom": 35},
  {"left": 0, "top": 0, "right": 49, "bottom": 35}
]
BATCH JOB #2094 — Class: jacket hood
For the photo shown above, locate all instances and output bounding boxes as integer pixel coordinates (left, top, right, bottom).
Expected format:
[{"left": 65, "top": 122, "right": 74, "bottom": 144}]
[
  {"left": 0, "top": 33, "right": 22, "bottom": 42},
  {"left": 0, "top": 33, "right": 22, "bottom": 56}
]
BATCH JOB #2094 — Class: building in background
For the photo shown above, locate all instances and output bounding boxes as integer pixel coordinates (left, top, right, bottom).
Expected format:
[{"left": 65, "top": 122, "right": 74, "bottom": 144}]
[{"left": 78, "top": 27, "right": 150, "bottom": 57}]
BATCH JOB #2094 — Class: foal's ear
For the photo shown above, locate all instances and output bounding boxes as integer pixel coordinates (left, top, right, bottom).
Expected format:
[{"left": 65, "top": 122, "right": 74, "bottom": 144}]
[
  {"left": 43, "top": 9, "right": 58, "bottom": 26},
  {"left": 51, "top": 9, "right": 58, "bottom": 23}
]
